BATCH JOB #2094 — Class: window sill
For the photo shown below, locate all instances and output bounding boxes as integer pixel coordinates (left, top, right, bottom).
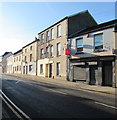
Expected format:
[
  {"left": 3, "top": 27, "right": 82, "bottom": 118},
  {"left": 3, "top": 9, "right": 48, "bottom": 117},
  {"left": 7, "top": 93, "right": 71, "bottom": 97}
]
[
  {"left": 50, "top": 56, "right": 54, "bottom": 58},
  {"left": 57, "top": 36, "right": 61, "bottom": 38},
  {"left": 75, "top": 51, "right": 84, "bottom": 54},
  {"left": 56, "top": 75, "right": 61, "bottom": 77},
  {"left": 93, "top": 49, "right": 106, "bottom": 52},
  {"left": 40, "top": 73, "right": 44, "bottom": 75},
  {"left": 40, "top": 58, "right": 45, "bottom": 59},
  {"left": 57, "top": 55, "right": 61, "bottom": 57}
]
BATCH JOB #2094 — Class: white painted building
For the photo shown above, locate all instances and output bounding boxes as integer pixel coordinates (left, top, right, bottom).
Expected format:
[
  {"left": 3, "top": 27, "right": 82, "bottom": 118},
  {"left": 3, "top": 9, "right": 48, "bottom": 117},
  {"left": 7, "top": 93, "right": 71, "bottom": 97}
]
[
  {"left": 6, "top": 54, "right": 13, "bottom": 74},
  {"left": 68, "top": 19, "right": 116, "bottom": 87}
]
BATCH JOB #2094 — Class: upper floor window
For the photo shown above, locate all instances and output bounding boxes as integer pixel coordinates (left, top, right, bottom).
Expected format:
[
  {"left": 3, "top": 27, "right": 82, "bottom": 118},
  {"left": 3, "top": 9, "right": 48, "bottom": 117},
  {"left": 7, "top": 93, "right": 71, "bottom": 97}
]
[
  {"left": 17, "top": 57, "right": 18, "bottom": 61},
  {"left": 41, "top": 34, "right": 44, "bottom": 43},
  {"left": 57, "top": 43, "right": 61, "bottom": 56},
  {"left": 25, "top": 49, "right": 27, "bottom": 53},
  {"left": 17, "top": 66, "right": 18, "bottom": 71},
  {"left": 46, "top": 31, "right": 50, "bottom": 41},
  {"left": 30, "top": 54, "right": 32, "bottom": 62},
  {"left": 50, "top": 45, "right": 53, "bottom": 57},
  {"left": 30, "top": 46, "right": 32, "bottom": 50},
  {"left": 94, "top": 33, "right": 103, "bottom": 51},
  {"left": 19, "top": 56, "right": 21, "bottom": 61},
  {"left": 40, "top": 48, "right": 44, "bottom": 59},
  {"left": 76, "top": 38, "right": 83, "bottom": 52},
  {"left": 46, "top": 47, "right": 49, "bottom": 58},
  {"left": 51, "top": 28, "right": 54, "bottom": 40},
  {"left": 57, "top": 25, "right": 61, "bottom": 37},
  {"left": 24, "top": 56, "right": 27, "bottom": 62}
]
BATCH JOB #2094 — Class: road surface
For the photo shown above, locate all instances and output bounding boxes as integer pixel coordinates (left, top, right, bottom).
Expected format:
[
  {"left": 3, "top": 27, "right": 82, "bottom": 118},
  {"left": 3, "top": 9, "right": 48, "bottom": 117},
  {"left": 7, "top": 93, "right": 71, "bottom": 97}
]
[{"left": 1, "top": 74, "right": 116, "bottom": 119}]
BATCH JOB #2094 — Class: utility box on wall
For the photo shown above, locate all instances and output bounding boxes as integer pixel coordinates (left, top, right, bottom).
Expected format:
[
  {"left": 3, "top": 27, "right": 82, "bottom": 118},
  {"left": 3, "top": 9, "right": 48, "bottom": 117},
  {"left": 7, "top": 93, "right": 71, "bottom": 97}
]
[{"left": 65, "top": 49, "right": 70, "bottom": 55}]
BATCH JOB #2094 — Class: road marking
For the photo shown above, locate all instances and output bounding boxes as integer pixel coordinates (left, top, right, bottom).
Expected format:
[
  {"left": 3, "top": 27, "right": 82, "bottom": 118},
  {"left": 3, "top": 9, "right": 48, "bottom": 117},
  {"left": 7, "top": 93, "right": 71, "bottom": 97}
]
[
  {"left": 0, "top": 89, "right": 32, "bottom": 120},
  {"left": 1, "top": 94, "right": 24, "bottom": 120},
  {"left": 15, "top": 80, "right": 21, "bottom": 84},
  {"left": 95, "top": 101, "right": 117, "bottom": 110}
]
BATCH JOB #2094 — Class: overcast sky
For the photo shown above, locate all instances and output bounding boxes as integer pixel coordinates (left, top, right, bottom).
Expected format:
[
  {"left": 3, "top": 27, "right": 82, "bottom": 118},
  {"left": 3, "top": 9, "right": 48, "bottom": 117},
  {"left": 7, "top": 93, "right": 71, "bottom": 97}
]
[{"left": 0, "top": 1, "right": 116, "bottom": 55}]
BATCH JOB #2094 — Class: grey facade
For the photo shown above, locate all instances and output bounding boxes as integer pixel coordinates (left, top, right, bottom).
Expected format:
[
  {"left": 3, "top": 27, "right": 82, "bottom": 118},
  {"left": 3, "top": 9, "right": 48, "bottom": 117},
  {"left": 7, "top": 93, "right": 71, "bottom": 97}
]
[{"left": 68, "top": 19, "right": 116, "bottom": 87}]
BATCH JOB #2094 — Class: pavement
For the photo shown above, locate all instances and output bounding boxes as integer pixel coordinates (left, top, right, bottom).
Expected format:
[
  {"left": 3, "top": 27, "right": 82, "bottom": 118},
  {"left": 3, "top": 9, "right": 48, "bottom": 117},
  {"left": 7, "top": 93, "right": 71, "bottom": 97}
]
[{"left": 1, "top": 73, "right": 117, "bottom": 96}]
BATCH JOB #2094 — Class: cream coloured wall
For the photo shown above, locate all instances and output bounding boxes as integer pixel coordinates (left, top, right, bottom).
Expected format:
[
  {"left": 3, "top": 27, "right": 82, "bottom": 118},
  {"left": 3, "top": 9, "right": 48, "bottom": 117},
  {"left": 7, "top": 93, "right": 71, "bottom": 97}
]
[
  {"left": 6, "top": 55, "right": 13, "bottom": 73},
  {"left": 22, "top": 40, "right": 38, "bottom": 75},
  {"left": 13, "top": 52, "right": 22, "bottom": 74}
]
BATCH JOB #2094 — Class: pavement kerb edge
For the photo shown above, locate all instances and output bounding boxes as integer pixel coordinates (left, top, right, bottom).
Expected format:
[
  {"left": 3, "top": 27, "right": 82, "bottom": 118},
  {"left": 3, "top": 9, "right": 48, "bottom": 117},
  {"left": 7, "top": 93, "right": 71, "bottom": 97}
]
[{"left": 80, "top": 87, "right": 117, "bottom": 96}]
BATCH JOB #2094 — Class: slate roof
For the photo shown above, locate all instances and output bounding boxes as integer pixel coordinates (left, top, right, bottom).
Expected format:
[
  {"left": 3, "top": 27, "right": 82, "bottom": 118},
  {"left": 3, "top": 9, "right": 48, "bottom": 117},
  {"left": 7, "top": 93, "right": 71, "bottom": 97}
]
[{"left": 68, "top": 19, "right": 117, "bottom": 39}]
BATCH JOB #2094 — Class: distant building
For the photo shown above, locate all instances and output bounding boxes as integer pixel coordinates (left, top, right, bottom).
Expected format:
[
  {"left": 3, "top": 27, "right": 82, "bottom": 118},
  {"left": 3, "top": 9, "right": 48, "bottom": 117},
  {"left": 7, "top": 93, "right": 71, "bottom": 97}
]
[
  {"left": 6, "top": 54, "right": 13, "bottom": 74},
  {"left": 13, "top": 49, "right": 22, "bottom": 74},
  {"left": 2, "top": 52, "right": 12, "bottom": 73},
  {"left": 68, "top": 19, "right": 117, "bottom": 87},
  {"left": 37, "top": 10, "right": 97, "bottom": 80},
  {"left": 22, "top": 38, "right": 38, "bottom": 75},
  {"left": 0, "top": 56, "right": 2, "bottom": 74}
]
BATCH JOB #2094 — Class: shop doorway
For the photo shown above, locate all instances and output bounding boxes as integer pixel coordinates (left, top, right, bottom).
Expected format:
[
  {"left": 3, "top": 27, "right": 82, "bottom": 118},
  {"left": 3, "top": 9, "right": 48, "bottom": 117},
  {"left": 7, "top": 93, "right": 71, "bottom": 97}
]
[
  {"left": 49, "top": 64, "right": 52, "bottom": 78},
  {"left": 89, "top": 66, "right": 98, "bottom": 85},
  {"left": 102, "top": 61, "right": 112, "bottom": 86}
]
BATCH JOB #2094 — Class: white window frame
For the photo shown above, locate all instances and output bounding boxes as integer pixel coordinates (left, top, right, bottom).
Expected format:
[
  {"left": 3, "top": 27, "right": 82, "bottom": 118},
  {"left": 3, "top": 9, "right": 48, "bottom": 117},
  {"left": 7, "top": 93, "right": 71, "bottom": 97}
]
[
  {"left": 76, "top": 38, "right": 83, "bottom": 52},
  {"left": 41, "top": 48, "right": 44, "bottom": 59},
  {"left": 57, "top": 43, "right": 61, "bottom": 56},
  {"left": 46, "top": 31, "right": 50, "bottom": 41},
  {"left": 94, "top": 33, "right": 103, "bottom": 51},
  {"left": 50, "top": 45, "right": 53, "bottom": 57},
  {"left": 46, "top": 47, "right": 49, "bottom": 58},
  {"left": 57, "top": 25, "right": 61, "bottom": 37},
  {"left": 51, "top": 28, "right": 54, "bottom": 40},
  {"left": 41, "top": 34, "right": 44, "bottom": 43}
]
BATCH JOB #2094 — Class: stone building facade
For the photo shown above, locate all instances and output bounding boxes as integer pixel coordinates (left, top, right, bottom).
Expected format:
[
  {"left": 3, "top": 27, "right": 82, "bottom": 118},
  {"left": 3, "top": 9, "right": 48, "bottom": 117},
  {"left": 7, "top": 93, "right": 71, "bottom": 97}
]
[{"left": 37, "top": 10, "right": 97, "bottom": 80}]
